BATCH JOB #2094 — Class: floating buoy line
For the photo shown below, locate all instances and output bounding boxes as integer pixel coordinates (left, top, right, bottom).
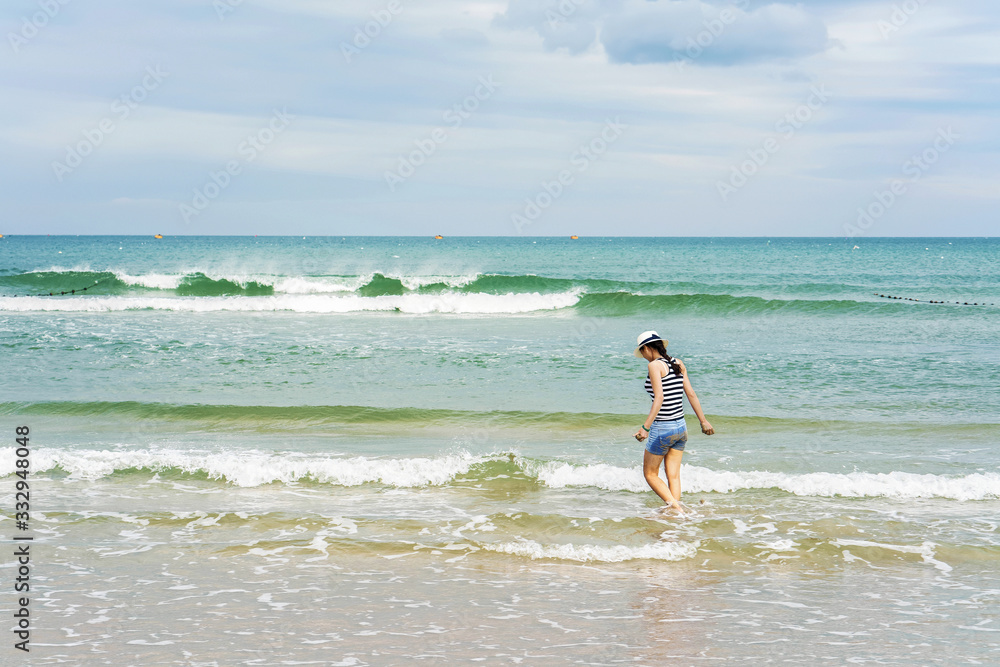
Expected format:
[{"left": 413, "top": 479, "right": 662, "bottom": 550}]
[
  {"left": 875, "top": 293, "right": 994, "bottom": 306},
  {"left": 1, "top": 279, "right": 110, "bottom": 298}
]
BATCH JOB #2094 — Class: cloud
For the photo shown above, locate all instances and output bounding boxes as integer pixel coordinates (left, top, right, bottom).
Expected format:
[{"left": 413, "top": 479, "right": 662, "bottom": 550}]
[
  {"left": 494, "top": 0, "right": 830, "bottom": 65},
  {"left": 1, "top": 0, "right": 996, "bottom": 236},
  {"left": 439, "top": 27, "right": 491, "bottom": 49},
  {"left": 493, "top": 0, "right": 619, "bottom": 54},
  {"left": 604, "top": 2, "right": 830, "bottom": 65}
]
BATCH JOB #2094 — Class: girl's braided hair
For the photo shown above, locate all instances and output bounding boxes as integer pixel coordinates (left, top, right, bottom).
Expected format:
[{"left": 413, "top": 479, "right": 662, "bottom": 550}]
[{"left": 644, "top": 339, "right": 683, "bottom": 376}]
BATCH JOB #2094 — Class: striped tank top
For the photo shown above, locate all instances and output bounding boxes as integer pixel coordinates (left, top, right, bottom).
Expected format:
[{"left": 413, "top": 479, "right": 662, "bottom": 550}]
[{"left": 644, "top": 357, "right": 685, "bottom": 421}]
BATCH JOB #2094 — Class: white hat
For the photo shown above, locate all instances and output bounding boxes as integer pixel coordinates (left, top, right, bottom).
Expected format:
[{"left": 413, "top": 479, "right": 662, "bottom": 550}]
[{"left": 634, "top": 330, "right": 667, "bottom": 358}]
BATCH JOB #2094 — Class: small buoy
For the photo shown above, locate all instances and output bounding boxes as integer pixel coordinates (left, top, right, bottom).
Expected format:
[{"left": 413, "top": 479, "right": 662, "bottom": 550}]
[{"left": 570, "top": 235, "right": 579, "bottom": 240}]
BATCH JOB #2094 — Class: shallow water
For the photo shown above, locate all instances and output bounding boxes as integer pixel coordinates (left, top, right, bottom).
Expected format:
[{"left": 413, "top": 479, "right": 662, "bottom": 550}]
[{"left": 2, "top": 236, "right": 998, "bottom": 664}]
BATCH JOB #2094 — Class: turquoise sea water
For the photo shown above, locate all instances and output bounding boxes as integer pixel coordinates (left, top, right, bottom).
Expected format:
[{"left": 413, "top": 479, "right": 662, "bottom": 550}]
[{"left": 1, "top": 236, "right": 999, "bottom": 665}]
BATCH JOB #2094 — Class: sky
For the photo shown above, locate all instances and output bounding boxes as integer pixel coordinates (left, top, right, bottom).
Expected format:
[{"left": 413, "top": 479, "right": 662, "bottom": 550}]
[{"left": 0, "top": 0, "right": 997, "bottom": 236}]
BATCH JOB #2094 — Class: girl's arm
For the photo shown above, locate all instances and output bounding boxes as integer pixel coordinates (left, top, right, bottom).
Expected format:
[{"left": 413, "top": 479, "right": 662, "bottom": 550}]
[
  {"left": 678, "top": 359, "right": 714, "bottom": 435},
  {"left": 634, "top": 360, "right": 664, "bottom": 440}
]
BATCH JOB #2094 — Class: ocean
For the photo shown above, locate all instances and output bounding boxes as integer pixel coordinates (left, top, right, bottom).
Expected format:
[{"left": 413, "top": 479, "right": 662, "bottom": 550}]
[{"left": 1, "top": 235, "right": 998, "bottom": 665}]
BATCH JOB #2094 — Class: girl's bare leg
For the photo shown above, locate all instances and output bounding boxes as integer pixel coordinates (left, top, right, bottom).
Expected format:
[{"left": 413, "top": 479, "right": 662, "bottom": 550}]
[
  {"left": 664, "top": 448, "right": 683, "bottom": 503},
  {"left": 643, "top": 451, "right": 679, "bottom": 507}
]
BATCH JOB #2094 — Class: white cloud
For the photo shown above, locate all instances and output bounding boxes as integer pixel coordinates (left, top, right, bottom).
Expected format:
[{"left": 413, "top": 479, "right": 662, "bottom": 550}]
[
  {"left": 494, "top": 0, "right": 830, "bottom": 65},
  {"left": 0, "top": 0, "right": 997, "bottom": 235}
]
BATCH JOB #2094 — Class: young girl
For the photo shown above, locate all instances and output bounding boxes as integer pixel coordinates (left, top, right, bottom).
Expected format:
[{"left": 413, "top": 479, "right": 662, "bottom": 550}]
[{"left": 632, "top": 331, "right": 714, "bottom": 510}]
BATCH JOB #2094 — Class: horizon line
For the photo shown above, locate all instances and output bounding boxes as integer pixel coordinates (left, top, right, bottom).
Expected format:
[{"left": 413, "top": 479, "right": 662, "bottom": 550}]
[{"left": 0, "top": 235, "right": 993, "bottom": 239}]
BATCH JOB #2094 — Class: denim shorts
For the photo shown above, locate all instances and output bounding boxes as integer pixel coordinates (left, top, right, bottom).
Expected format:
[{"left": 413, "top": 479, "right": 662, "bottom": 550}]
[{"left": 645, "top": 417, "right": 687, "bottom": 455}]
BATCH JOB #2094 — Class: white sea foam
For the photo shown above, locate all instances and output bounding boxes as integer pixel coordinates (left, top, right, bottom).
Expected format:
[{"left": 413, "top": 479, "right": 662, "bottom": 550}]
[
  {"left": 394, "top": 273, "right": 481, "bottom": 290},
  {"left": 833, "top": 539, "right": 952, "bottom": 573},
  {"left": 20, "top": 268, "right": 482, "bottom": 295},
  {"left": 684, "top": 466, "right": 1000, "bottom": 501},
  {"left": 272, "top": 273, "right": 479, "bottom": 293},
  {"left": 18, "top": 267, "right": 185, "bottom": 290},
  {"left": 3, "top": 449, "right": 998, "bottom": 500},
  {"left": 271, "top": 276, "right": 364, "bottom": 293},
  {"left": 21, "top": 265, "right": 93, "bottom": 275},
  {"left": 531, "top": 461, "right": 649, "bottom": 493},
  {"left": 112, "top": 272, "right": 185, "bottom": 290},
  {"left": 0, "top": 290, "right": 582, "bottom": 313},
  {"left": 120, "top": 273, "right": 354, "bottom": 294},
  {"left": 529, "top": 461, "right": 1000, "bottom": 501},
  {"left": 4, "top": 448, "right": 482, "bottom": 488},
  {"left": 483, "top": 539, "right": 698, "bottom": 562}
]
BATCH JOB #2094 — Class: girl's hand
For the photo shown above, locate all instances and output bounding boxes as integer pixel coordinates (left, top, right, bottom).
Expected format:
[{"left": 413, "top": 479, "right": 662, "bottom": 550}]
[
  {"left": 634, "top": 429, "right": 647, "bottom": 442},
  {"left": 700, "top": 420, "right": 715, "bottom": 435}
]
